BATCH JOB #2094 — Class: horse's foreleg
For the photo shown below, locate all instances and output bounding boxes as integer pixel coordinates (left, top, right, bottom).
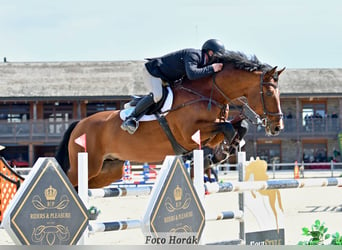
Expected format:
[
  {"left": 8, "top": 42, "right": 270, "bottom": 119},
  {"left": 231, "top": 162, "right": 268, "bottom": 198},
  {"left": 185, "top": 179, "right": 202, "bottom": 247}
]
[
  {"left": 208, "top": 122, "right": 236, "bottom": 146},
  {"left": 233, "top": 119, "right": 249, "bottom": 140},
  {"left": 228, "top": 119, "right": 249, "bottom": 154}
]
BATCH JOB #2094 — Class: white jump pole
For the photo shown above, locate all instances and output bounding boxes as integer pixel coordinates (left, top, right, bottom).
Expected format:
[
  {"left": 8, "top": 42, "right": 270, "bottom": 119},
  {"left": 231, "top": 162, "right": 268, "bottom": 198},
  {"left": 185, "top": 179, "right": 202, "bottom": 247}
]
[
  {"left": 78, "top": 152, "right": 88, "bottom": 245},
  {"left": 193, "top": 149, "right": 205, "bottom": 206},
  {"left": 192, "top": 149, "right": 205, "bottom": 244},
  {"left": 237, "top": 151, "right": 246, "bottom": 243}
]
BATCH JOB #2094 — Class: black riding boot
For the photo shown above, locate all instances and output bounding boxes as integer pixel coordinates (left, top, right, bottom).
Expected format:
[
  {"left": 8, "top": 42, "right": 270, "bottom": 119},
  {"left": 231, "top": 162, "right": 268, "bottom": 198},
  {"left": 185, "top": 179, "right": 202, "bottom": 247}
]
[{"left": 121, "top": 93, "right": 155, "bottom": 134}]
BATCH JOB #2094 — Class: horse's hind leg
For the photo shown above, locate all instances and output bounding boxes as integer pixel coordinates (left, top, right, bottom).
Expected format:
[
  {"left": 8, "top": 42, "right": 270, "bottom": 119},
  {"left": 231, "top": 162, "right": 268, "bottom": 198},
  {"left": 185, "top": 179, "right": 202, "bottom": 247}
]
[
  {"left": 65, "top": 152, "right": 80, "bottom": 187},
  {"left": 66, "top": 151, "right": 103, "bottom": 187},
  {"left": 88, "top": 159, "right": 125, "bottom": 188}
]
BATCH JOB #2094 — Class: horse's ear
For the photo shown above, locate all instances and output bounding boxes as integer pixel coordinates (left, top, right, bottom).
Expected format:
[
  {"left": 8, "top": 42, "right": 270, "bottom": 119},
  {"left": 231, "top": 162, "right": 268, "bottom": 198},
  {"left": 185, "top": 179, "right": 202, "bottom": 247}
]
[
  {"left": 270, "top": 66, "right": 278, "bottom": 74},
  {"left": 277, "top": 67, "right": 286, "bottom": 76},
  {"left": 264, "top": 66, "right": 277, "bottom": 79}
]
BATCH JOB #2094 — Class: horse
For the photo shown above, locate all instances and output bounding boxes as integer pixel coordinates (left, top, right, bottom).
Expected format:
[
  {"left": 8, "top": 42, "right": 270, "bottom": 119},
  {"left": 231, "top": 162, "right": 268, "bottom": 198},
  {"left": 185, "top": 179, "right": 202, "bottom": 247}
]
[{"left": 55, "top": 51, "right": 285, "bottom": 188}]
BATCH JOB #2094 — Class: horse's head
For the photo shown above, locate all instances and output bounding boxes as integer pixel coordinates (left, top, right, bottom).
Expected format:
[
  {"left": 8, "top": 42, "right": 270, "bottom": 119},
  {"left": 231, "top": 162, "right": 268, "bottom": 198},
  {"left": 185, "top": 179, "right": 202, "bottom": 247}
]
[
  {"left": 251, "top": 66, "right": 285, "bottom": 136},
  {"left": 213, "top": 52, "right": 285, "bottom": 136}
]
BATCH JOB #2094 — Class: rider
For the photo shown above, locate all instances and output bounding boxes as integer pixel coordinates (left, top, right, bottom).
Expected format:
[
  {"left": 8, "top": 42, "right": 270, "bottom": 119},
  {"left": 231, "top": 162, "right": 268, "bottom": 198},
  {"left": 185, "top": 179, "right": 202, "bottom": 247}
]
[{"left": 121, "top": 38, "right": 226, "bottom": 134}]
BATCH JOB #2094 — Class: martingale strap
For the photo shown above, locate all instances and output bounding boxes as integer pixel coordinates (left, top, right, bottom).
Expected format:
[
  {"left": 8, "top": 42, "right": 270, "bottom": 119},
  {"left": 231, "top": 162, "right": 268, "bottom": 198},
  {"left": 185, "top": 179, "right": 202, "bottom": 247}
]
[
  {"left": 235, "top": 97, "right": 262, "bottom": 125},
  {"left": 242, "top": 103, "right": 262, "bottom": 125},
  {"left": 155, "top": 114, "right": 188, "bottom": 155}
]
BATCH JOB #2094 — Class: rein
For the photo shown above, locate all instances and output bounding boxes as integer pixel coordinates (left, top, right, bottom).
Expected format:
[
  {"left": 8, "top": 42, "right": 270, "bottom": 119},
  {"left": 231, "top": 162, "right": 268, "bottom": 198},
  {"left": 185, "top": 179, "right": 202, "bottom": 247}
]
[
  {"left": 209, "top": 73, "right": 262, "bottom": 125},
  {"left": 162, "top": 85, "right": 227, "bottom": 118},
  {"left": 161, "top": 70, "right": 282, "bottom": 127}
]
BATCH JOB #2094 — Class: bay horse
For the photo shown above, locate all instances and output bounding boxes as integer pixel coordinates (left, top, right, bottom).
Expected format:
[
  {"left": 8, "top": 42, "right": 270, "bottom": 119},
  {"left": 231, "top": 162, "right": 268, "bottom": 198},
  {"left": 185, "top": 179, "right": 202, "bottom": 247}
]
[{"left": 56, "top": 51, "right": 285, "bottom": 188}]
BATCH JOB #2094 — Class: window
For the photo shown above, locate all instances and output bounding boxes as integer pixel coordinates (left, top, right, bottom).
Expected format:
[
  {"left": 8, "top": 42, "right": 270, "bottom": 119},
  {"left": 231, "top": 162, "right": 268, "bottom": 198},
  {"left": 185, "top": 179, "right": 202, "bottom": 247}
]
[
  {"left": 34, "top": 145, "right": 59, "bottom": 163},
  {"left": 303, "top": 141, "right": 327, "bottom": 163},
  {"left": 1, "top": 146, "right": 29, "bottom": 166},
  {"left": 43, "top": 102, "right": 73, "bottom": 134},
  {"left": 302, "top": 102, "right": 326, "bottom": 131},
  {"left": 86, "top": 102, "right": 117, "bottom": 116},
  {"left": 256, "top": 141, "right": 281, "bottom": 164},
  {"left": 0, "top": 103, "right": 30, "bottom": 122}
]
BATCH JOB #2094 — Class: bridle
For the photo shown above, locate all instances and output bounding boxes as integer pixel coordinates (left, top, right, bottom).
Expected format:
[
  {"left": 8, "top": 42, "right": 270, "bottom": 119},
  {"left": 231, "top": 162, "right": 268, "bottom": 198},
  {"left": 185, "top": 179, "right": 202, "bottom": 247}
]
[
  {"left": 210, "top": 71, "right": 283, "bottom": 128},
  {"left": 258, "top": 72, "right": 283, "bottom": 126},
  {"left": 168, "top": 69, "right": 283, "bottom": 129}
]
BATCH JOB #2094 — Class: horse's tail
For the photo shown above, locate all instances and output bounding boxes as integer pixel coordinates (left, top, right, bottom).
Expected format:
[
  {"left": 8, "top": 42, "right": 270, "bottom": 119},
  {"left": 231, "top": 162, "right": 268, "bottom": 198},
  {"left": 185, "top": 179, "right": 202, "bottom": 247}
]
[{"left": 55, "top": 121, "right": 79, "bottom": 174}]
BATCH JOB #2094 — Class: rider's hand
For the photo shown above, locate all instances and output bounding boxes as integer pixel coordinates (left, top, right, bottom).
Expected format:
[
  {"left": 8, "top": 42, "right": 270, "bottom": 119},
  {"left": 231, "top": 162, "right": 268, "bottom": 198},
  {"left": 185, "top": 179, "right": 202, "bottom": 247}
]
[{"left": 212, "top": 63, "right": 223, "bottom": 72}]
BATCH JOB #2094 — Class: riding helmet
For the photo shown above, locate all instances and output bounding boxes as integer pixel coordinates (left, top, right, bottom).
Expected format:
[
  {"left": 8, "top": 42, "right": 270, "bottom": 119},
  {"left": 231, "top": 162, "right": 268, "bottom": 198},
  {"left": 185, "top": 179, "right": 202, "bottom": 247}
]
[{"left": 202, "top": 39, "right": 226, "bottom": 57}]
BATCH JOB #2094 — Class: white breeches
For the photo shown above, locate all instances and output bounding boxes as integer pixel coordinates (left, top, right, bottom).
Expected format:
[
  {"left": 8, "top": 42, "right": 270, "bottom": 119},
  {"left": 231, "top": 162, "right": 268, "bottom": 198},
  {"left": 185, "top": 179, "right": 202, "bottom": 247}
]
[{"left": 143, "top": 67, "right": 163, "bottom": 103}]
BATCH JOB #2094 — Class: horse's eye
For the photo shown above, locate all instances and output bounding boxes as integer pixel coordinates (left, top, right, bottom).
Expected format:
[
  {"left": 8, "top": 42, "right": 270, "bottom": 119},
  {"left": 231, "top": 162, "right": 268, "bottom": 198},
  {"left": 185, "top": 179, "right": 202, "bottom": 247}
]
[{"left": 266, "top": 90, "right": 273, "bottom": 96}]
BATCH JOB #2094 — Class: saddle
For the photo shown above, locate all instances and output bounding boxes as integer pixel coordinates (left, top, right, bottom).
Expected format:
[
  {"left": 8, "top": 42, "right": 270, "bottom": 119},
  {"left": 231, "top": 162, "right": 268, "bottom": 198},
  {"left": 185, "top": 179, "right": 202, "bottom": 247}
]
[
  {"left": 119, "top": 87, "right": 172, "bottom": 122},
  {"left": 120, "top": 86, "right": 188, "bottom": 155}
]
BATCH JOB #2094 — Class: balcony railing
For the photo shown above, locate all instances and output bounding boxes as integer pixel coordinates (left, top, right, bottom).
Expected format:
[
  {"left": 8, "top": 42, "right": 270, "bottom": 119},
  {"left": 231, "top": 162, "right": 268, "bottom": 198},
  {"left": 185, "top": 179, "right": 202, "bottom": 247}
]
[
  {"left": 0, "top": 117, "right": 340, "bottom": 144},
  {"left": 246, "top": 117, "right": 341, "bottom": 139},
  {"left": 0, "top": 120, "right": 77, "bottom": 143}
]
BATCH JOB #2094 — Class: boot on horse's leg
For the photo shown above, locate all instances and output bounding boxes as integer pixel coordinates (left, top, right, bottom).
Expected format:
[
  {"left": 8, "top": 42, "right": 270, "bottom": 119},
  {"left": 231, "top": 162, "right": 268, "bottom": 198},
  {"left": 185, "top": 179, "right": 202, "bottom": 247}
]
[
  {"left": 121, "top": 93, "right": 155, "bottom": 134},
  {"left": 229, "top": 119, "right": 249, "bottom": 155},
  {"left": 223, "top": 122, "right": 236, "bottom": 144}
]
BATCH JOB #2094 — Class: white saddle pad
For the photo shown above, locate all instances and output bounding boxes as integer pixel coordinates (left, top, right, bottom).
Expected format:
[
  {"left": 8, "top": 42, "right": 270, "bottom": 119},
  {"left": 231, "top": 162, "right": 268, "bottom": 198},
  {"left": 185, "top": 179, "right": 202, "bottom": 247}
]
[{"left": 119, "top": 87, "right": 173, "bottom": 121}]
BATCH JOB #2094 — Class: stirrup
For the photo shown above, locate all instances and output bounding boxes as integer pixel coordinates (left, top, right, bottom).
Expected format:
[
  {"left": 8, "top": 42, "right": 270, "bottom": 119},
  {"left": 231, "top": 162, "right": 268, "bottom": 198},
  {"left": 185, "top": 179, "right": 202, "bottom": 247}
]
[{"left": 121, "top": 117, "right": 139, "bottom": 134}]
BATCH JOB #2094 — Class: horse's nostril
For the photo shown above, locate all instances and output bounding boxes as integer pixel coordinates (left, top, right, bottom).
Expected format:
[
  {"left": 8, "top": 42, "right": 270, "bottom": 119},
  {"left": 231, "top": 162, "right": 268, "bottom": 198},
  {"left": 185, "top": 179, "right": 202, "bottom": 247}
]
[{"left": 275, "top": 124, "right": 284, "bottom": 132}]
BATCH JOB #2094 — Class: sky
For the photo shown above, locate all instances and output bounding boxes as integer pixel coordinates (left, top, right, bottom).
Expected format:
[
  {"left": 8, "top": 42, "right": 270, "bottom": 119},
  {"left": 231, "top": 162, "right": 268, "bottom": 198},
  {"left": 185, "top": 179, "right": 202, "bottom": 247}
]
[{"left": 1, "top": 0, "right": 341, "bottom": 68}]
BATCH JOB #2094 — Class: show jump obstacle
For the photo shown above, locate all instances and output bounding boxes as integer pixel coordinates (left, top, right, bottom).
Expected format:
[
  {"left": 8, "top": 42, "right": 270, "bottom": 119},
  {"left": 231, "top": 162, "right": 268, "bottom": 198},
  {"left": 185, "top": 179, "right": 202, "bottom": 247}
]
[
  {"left": 2, "top": 158, "right": 89, "bottom": 245},
  {"left": 80, "top": 151, "right": 342, "bottom": 245},
  {"left": 1, "top": 151, "right": 342, "bottom": 245},
  {"left": 0, "top": 157, "right": 25, "bottom": 223}
]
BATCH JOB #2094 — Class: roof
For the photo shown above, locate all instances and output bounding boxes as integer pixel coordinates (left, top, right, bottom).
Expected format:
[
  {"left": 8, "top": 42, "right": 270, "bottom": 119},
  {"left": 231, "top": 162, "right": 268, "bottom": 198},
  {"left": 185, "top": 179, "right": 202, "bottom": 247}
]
[
  {"left": 280, "top": 68, "right": 342, "bottom": 97},
  {"left": 0, "top": 61, "right": 147, "bottom": 99},
  {"left": 1, "top": 61, "right": 341, "bottom": 99}
]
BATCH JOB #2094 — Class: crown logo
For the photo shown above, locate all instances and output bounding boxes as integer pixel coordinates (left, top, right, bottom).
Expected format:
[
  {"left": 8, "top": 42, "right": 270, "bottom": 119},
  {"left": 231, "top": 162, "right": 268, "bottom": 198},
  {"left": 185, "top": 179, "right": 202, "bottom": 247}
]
[
  {"left": 174, "top": 185, "right": 182, "bottom": 201},
  {"left": 44, "top": 185, "right": 57, "bottom": 201}
]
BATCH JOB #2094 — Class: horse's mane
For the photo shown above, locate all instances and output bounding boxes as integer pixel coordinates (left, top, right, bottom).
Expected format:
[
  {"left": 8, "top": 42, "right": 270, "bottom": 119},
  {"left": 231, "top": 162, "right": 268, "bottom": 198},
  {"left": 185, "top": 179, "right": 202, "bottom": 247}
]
[{"left": 219, "top": 51, "right": 272, "bottom": 72}]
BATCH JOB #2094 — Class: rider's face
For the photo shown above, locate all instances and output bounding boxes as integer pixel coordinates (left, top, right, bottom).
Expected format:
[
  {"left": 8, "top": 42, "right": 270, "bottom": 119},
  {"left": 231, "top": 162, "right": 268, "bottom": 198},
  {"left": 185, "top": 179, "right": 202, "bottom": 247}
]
[{"left": 207, "top": 50, "right": 219, "bottom": 64}]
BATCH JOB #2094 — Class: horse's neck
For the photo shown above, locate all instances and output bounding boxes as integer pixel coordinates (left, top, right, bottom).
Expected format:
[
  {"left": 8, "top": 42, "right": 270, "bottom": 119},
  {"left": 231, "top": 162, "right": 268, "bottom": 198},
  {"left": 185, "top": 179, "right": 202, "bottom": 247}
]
[
  {"left": 174, "top": 68, "right": 259, "bottom": 109},
  {"left": 181, "top": 77, "right": 213, "bottom": 92},
  {"left": 173, "top": 78, "right": 217, "bottom": 106},
  {"left": 214, "top": 69, "right": 260, "bottom": 104}
]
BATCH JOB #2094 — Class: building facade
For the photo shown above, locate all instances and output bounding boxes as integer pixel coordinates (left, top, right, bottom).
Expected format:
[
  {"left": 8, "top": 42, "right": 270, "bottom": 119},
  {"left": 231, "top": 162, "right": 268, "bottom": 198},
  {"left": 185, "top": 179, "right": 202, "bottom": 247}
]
[{"left": 1, "top": 61, "right": 341, "bottom": 167}]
